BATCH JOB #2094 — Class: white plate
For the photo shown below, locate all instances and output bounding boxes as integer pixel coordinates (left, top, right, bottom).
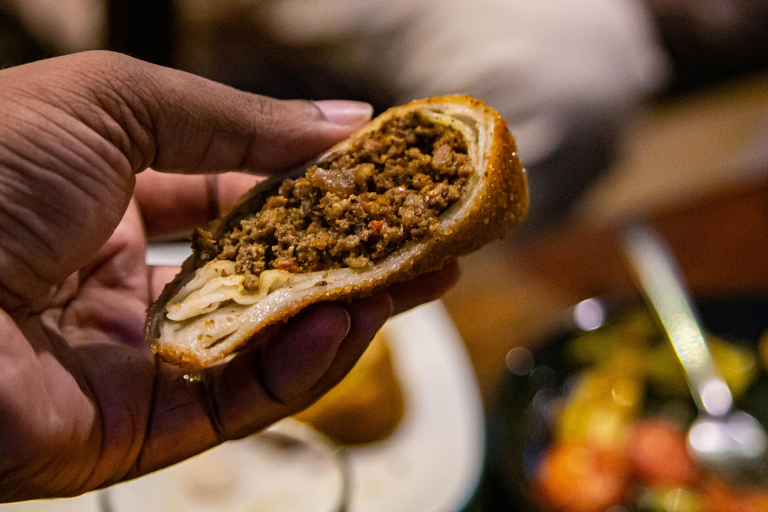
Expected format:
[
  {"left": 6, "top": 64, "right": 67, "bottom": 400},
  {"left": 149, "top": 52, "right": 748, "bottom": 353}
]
[
  {"left": 344, "top": 301, "right": 485, "bottom": 512},
  {"left": 144, "top": 242, "right": 193, "bottom": 266}
]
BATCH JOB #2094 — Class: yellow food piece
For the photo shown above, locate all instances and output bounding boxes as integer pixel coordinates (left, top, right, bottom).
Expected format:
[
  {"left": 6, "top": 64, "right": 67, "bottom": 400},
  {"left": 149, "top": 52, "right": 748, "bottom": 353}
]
[
  {"left": 566, "top": 310, "right": 657, "bottom": 366},
  {"left": 556, "top": 368, "right": 643, "bottom": 449},
  {"left": 645, "top": 335, "right": 758, "bottom": 398},
  {"left": 639, "top": 486, "right": 703, "bottom": 512},
  {"left": 568, "top": 308, "right": 759, "bottom": 400},
  {"left": 708, "top": 335, "right": 758, "bottom": 397},
  {"left": 645, "top": 344, "right": 690, "bottom": 397}
]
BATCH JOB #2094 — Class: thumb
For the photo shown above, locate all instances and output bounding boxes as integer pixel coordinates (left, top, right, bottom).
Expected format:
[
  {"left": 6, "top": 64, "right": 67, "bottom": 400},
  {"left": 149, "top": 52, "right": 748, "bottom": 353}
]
[
  {"left": 144, "top": 91, "right": 374, "bottom": 175},
  {"left": 34, "top": 51, "right": 372, "bottom": 175},
  {"left": 0, "top": 51, "right": 371, "bottom": 310}
]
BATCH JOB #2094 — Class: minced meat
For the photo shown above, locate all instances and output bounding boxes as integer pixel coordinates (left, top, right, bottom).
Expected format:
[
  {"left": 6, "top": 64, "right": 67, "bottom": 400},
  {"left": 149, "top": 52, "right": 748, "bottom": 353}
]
[{"left": 194, "top": 112, "right": 472, "bottom": 290}]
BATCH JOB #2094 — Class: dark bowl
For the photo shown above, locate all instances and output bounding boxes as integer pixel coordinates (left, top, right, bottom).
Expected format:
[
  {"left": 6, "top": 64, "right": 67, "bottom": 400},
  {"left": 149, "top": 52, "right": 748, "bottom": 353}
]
[{"left": 481, "top": 295, "right": 768, "bottom": 512}]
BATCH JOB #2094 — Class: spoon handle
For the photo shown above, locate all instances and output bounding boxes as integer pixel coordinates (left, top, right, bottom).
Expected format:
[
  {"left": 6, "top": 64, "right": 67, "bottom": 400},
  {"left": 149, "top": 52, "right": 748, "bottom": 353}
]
[{"left": 621, "top": 224, "right": 733, "bottom": 417}]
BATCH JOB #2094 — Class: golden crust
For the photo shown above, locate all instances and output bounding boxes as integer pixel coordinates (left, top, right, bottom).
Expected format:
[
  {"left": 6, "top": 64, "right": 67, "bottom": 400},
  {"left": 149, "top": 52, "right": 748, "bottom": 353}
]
[{"left": 146, "top": 95, "right": 528, "bottom": 369}]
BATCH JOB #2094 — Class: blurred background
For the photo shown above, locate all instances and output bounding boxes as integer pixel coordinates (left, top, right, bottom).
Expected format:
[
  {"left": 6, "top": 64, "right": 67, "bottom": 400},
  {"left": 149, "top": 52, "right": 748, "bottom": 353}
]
[{"left": 1, "top": 0, "right": 767, "bottom": 510}]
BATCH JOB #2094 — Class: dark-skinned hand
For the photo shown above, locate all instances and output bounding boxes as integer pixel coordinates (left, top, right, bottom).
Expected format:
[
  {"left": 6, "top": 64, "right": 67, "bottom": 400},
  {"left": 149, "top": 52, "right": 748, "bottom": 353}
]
[{"left": 0, "top": 51, "right": 459, "bottom": 502}]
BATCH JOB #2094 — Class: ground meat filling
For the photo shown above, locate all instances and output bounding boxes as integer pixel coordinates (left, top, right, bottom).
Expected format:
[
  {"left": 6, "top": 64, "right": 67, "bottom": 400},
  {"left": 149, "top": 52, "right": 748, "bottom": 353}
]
[{"left": 195, "top": 112, "right": 472, "bottom": 291}]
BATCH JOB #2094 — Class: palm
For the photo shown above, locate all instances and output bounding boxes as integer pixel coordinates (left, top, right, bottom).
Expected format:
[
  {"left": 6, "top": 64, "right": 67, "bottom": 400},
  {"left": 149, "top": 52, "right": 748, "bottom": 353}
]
[{"left": 2, "top": 201, "right": 159, "bottom": 499}]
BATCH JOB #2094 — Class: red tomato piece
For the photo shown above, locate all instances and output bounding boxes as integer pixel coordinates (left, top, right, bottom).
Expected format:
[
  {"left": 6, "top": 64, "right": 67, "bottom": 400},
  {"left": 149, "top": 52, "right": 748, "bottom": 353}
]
[
  {"left": 629, "top": 419, "right": 697, "bottom": 487},
  {"left": 275, "top": 262, "right": 299, "bottom": 273},
  {"left": 535, "top": 443, "right": 629, "bottom": 512}
]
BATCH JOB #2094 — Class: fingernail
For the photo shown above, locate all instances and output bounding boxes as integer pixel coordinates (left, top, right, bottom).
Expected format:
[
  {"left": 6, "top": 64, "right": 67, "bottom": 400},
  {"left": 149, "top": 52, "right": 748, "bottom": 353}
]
[{"left": 315, "top": 100, "right": 373, "bottom": 127}]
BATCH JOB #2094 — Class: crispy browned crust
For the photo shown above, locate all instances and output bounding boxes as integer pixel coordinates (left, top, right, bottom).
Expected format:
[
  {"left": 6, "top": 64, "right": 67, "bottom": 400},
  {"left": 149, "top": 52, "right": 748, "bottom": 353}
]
[
  {"left": 147, "top": 95, "right": 528, "bottom": 369},
  {"left": 399, "top": 96, "right": 528, "bottom": 277}
]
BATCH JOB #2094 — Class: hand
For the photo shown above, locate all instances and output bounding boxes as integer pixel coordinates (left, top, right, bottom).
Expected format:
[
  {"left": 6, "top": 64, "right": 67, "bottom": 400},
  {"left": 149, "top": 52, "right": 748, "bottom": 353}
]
[{"left": 0, "top": 51, "right": 459, "bottom": 501}]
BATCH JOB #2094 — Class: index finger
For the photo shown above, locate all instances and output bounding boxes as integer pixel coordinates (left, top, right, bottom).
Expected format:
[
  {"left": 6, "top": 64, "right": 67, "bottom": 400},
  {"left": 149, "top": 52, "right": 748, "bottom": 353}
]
[{"left": 136, "top": 170, "right": 263, "bottom": 241}]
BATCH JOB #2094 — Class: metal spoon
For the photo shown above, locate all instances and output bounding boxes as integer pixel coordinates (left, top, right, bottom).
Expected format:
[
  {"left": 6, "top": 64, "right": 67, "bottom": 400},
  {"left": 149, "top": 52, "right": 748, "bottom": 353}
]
[{"left": 621, "top": 224, "right": 768, "bottom": 483}]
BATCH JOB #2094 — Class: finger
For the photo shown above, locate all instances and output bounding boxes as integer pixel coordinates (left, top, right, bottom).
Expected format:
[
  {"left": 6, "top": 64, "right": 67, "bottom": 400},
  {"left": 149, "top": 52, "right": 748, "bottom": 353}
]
[
  {"left": 135, "top": 170, "right": 262, "bottom": 241},
  {"left": 21, "top": 51, "right": 373, "bottom": 175},
  {"left": 258, "top": 306, "right": 351, "bottom": 403},
  {"left": 133, "top": 293, "right": 392, "bottom": 476},
  {"left": 148, "top": 265, "right": 181, "bottom": 302},
  {"left": 196, "top": 304, "right": 352, "bottom": 442},
  {"left": 302, "top": 292, "right": 394, "bottom": 397},
  {"left": 388, "top": 261, "right": 461, "bottom": 315},
  {"left": 210, "top": 293, "right": 392, "bottom": 438},
  {"left": 147, "top": 94, "right": 373, "bottom": 174}
]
